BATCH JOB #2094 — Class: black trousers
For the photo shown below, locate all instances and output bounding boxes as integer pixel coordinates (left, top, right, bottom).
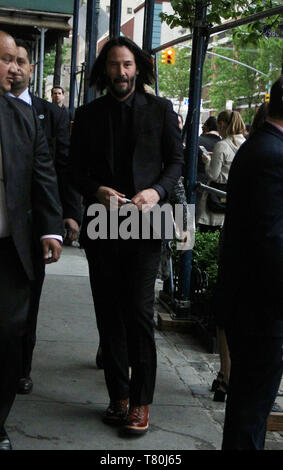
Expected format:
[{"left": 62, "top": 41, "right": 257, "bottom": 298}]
[
  {"left": 85, "top": 238, "right": 161, "bottom": 405},
  {"left": 21, "top": 253, "right": 45, "bottom": 378},
  {"left": 222, "top": 330, "right": 283, "bottom": 450},
  {"left": 0, "top": 238, "right": 31, "bottom": 430}
]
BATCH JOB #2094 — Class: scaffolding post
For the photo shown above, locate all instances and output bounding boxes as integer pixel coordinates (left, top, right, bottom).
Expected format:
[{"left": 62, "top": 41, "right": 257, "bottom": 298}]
[
  {"left": 173, "top": 0, "right": 209, "bottom": 319},
  {"left": 143, "top": 0, "right": 155, "bottom": 53},
  {"left": 33, "top": 35, "right": 39, "bottom": 95},
  {"left": 38, "top": 28, "right": 47, "bottom": 98},
  {"left": 154, "top": 53, "right": 159, "bottom": 96},
  {"left": 69, "top": 0, "right": 80, "bottom": 116},
  {"left": 84, "top": 0, "right": 99, "bottom": 104},
  {"left": 54, "top": 34, "right": 63, "bottom": 86},
  {"left": 109, "top": 0, "right": 122, "bottom": 38}
]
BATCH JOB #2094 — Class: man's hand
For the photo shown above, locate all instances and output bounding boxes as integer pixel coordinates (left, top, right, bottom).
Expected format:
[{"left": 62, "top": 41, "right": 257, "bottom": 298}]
[
  {"left": 95, "top": 186, "right": 127, "bottom": 210},
  {"left": 41, "top": 238, "right": 62, "bottom": 264},
  {"left": 64, "top": 218, "right": 79, "bottom": 242},
  {"left": 132, "top": 189, "right": 160, "bottom": 212}
]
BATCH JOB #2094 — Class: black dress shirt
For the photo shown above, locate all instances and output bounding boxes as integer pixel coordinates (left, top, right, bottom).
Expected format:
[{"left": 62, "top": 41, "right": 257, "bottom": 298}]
[
  {"left": 107, "top": 92, "right": 166, "bottom": 201},
  {"left": 108, "top": 92, "right": 135, "bottom": 198}
]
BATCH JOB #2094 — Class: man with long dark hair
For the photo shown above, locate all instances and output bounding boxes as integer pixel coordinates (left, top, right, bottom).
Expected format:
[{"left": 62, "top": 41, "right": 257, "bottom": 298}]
[{"left": 70, "top": 37, "right": 183, "bottom": 436}]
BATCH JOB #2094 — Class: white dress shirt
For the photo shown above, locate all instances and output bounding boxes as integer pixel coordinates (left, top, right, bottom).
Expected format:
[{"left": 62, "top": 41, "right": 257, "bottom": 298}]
[{"left": 7, "top": 87, "right": 32, "bottom": 105}]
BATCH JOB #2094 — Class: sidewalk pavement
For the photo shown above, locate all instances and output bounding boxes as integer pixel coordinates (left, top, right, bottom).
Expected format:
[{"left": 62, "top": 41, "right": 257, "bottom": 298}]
[{"left": 7, "top": 246, "right": 283, "bottom": 451}]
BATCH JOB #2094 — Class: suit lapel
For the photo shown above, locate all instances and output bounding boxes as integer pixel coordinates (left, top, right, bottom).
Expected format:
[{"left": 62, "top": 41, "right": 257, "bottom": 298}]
[
  {"left": 0, "top": 98, "right": 16, "bottom": 186},
  {"left": 132, "top": 92, "right": 148, "bottom": 148},
  {"left": 97, "top": 97, "right": 114, "bottom": 174},
  {"left": 31, "top": 95, "right": 48, "bottom": 132}
]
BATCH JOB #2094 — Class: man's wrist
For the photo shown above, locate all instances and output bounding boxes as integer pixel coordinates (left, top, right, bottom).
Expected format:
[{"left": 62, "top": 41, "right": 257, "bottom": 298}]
[{"left": 151, "top": 184, "right": 166, "bottom": 201}]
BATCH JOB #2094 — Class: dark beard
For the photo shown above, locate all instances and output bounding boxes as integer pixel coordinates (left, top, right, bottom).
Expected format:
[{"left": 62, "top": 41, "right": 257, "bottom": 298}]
[
  {"left": 10, "top": 78, "right": 26, "bottom": 94},
  {"left": 107, "top": 75, "right": 136, "bottom": 99}
]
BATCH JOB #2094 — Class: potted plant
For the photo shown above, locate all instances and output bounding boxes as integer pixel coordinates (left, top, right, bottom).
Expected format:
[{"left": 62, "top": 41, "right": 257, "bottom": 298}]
[{"left": 190, "top": 229, "right": 220, "bottom": 352}]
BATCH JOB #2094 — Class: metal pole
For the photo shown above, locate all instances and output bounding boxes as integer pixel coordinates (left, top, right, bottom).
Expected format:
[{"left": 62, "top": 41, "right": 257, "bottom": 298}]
[
  {"left": 174, "top": 1, "right": 208, "bottom": 318},
  {"left": 84, "top": 0, "right": 99, "bottom": 104},
  {"left": 38, "top": 28, "right": 47, "bottom": 98},
  {"left": 143, "top": 0, "right": 155, "bottom": 52},
  {"left": 33, "top": 35, "right": 39, "bottom": 95},
  {"left": 206, "top": 50, "right": 269, "bottom": 77},
  {"left": 93, "top": 0, "right": 100, "bottom": 99},
  {"left": 54, "top": 34, "right": 63, "bottom": 86},
  {"left": 109, "top": 0, "right": 122, "bottom": 38},
  {"left": 154, "top": 53, "right": 159, "bottom": 96},
  {"left": 69, "top": 0, "right": 80, "bottom": 116},
  {"left": 30, "top": 41, "right": 35, "bottom": 94},
  {"left": 183, "top": 45, "right": 269, "bottom": 77},
  {"left": 78, "top": 63, "right": 86, "bottom": 107}
]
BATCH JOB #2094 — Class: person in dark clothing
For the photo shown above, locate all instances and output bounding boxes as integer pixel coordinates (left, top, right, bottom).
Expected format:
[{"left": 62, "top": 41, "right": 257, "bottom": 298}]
[
  {"left": 196, "top": 116, "right": 221, "bottom": 218},
  {"left": 51, "top": 85, "right": 73, "bottom": 128},
  {"left": 0, "top": 30, "right": 63, "bottom": 450},
  {"left": 199, "top": 116, "right": 221, "bottom": 151},
  {"left": 220, "top": 76, "right": 283, "bottom": 450},
  {"left": 8, "top": 40, "right": 81, "bottom": 395},
  {"left": 69, "top": 37, "right": 183, "bottom": 436}
]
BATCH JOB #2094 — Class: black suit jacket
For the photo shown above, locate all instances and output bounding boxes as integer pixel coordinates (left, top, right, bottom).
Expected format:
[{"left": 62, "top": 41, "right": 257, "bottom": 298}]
[
  {"left": 32, "top": 95, "right": 81, "bottom": 224},
  {"left": 0, "top": 96, "right": 64, "bottom": 280},
  {"left": 61, "top": 104, "right": 73, "bottom": 123},
  {"left": 69, "top": 92, "right": 184, "bottom": 244},
  {"left": 220, "top": 121, "right": 283, "bottom": 336}
]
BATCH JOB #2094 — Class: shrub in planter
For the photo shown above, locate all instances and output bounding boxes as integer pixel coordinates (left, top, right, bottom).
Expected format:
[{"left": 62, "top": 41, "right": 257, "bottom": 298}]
[
  {"left": 165, "top": 230, "right": 220, "bottom": 351},
  {"left": 192, "top": 230, "right": 220, "bottom": 299},
  {"left": 170, "top": 229, "right": 220, "bottom": 298},
  {"left": 170, "top": 229, "right": 220, "bottom": 323},
  {"left": 190, "top": 229, "right": 220, "bottom": 334}
]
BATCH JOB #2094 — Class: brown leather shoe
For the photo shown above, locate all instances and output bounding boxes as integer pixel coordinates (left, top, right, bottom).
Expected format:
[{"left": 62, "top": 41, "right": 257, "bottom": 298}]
[
  {"left": 103, "top": 399, "right": 129, "bottom": 425},
  {"left": 123, "top": 405, "right": 149, "bottom": 435}
]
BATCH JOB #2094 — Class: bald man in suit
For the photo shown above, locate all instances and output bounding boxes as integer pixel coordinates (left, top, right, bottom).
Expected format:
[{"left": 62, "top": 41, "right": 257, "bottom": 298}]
[{"left": 0, "top": 30, "right": 63, "bottom": 450}]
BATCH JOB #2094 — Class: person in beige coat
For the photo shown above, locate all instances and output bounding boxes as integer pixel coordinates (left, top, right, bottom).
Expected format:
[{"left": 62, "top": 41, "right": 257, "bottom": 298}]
[
  {"left": 197, "top": 110, "right": 246, "bottom": 232},
  {"left": 197, "top": 110, "right": 246, "bottom": 403}
]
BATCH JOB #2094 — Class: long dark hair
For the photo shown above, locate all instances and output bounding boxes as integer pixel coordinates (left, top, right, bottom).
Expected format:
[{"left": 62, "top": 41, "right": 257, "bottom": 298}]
[
  {"left": 249, "top": 102, "right": 269, "bottom": 136},
  {"left": 90, "top": 36, "right": 155, "bottom": 93},
  {"left": 269, "top": 75, "right": 283, "bottom": 120}
]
